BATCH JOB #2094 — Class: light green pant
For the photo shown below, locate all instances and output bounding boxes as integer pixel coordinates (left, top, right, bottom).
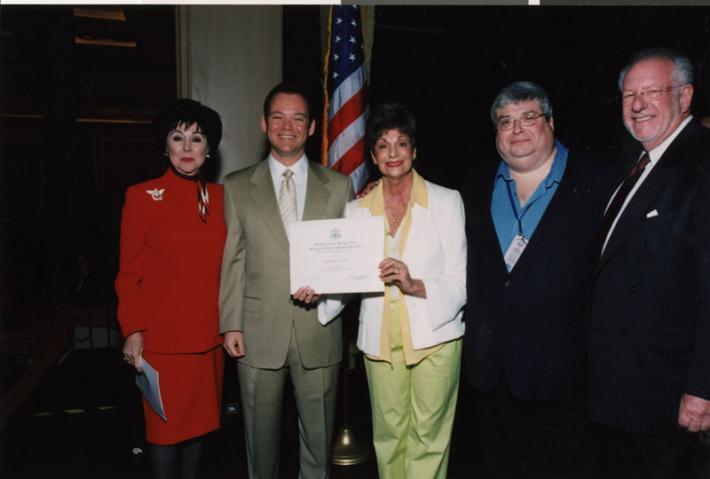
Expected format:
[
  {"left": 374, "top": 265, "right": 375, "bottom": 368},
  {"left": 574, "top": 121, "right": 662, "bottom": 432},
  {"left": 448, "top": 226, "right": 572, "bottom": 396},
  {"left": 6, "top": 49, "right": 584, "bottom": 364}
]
[{"left": 364, "top": 338, "right": 462, "bottom": 479}]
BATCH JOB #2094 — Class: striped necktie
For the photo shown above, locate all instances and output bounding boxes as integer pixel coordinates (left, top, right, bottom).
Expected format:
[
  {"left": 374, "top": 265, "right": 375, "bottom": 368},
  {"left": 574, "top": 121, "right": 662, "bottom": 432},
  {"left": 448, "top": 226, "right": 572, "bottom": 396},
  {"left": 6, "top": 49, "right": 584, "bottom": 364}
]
[{"left": 278, "top": 169, "right": 297, "bottom": 232}]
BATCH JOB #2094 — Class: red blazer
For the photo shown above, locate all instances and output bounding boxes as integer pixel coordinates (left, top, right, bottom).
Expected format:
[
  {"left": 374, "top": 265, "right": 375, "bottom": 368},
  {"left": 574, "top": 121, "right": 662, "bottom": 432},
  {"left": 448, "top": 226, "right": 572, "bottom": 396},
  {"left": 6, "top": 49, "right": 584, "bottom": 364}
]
[{"left": 115, "top": 169, "right": 226, "bottom": 353}]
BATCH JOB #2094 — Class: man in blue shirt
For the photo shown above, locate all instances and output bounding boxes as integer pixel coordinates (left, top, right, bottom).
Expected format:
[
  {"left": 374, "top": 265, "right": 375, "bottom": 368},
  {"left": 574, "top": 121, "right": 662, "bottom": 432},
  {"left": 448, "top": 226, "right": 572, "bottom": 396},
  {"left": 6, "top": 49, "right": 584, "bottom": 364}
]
[{"left": 462, "top": 81, "right": 614, "bottom": 478}]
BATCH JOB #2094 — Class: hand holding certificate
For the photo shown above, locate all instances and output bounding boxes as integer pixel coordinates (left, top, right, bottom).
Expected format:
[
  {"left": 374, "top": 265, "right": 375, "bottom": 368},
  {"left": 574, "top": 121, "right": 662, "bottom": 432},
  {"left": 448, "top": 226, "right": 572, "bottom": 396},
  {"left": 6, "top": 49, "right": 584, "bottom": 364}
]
[{"left": 289, "top": 217, "right": 384, "bottom": 294}]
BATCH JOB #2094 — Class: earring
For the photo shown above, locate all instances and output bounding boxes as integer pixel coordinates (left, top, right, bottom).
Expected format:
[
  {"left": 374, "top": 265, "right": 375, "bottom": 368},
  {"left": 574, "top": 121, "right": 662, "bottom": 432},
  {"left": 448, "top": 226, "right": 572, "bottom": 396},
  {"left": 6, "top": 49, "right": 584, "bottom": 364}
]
[
  {"left": 163, "top": 151, "right": 168, "bottom": 157},
  {"left": 206, "top": 153, "right": 211, "bottom": 158}
]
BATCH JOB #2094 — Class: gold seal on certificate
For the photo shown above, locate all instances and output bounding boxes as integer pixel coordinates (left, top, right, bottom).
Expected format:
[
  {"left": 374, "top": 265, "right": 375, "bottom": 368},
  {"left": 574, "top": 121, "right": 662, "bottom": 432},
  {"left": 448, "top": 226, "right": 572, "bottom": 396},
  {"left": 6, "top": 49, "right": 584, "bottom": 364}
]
[{"left": 289, "top": 217, "right": 384, "bottom": 294}]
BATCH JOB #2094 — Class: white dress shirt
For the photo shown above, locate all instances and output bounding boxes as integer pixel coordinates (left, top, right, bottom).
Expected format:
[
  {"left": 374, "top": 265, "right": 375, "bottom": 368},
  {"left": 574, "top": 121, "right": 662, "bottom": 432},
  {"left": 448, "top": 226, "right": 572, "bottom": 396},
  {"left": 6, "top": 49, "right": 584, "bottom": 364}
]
[
  {"left": 602, "top": 115, "right": 693, "bottom": 252},
  {"left": 268, "top": 154, "right": 309, "bottom": 221}
]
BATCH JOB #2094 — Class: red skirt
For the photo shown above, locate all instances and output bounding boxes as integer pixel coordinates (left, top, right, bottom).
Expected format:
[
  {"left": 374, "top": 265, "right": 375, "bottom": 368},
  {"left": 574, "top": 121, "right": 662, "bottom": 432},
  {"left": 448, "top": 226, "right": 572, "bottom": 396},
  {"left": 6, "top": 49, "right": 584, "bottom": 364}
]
[{"left": 142, "top": 346, "right": 224, "bottom": 445}]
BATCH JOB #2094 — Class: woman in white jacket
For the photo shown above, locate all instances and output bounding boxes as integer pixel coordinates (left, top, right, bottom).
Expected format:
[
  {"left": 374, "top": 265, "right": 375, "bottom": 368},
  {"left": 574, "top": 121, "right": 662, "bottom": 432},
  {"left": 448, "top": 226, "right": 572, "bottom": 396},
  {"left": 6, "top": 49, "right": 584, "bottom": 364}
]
[{"left": 307, "top": 102, "right": 466, "bottom": 479}]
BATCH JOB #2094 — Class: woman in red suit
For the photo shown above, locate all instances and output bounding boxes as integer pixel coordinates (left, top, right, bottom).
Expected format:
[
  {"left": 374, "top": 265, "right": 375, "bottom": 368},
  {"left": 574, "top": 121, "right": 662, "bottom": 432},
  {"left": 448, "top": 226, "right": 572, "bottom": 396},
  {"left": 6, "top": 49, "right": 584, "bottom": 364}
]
[{"left": 116, "top": 99, "right": 226, "bottom": 479}]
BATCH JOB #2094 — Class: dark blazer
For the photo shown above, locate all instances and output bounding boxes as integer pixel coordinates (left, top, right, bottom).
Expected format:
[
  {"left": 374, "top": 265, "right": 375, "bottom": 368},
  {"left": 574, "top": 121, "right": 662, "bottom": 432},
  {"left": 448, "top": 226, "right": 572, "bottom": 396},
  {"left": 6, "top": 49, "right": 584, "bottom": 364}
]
[
  {"left": 463, "top": 149, "right": 615, "bottom": 402},
  {"left": 588, "top": 120, "right": 710, "bottom": 435}
]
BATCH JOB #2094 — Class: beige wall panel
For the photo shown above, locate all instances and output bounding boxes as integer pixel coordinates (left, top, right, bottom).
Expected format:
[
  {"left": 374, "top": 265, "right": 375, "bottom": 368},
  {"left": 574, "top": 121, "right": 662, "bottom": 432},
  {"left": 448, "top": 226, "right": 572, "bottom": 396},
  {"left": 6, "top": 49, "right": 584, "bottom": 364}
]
[{"left": 178, "top": 6, "right": 282, "bottom": 181}]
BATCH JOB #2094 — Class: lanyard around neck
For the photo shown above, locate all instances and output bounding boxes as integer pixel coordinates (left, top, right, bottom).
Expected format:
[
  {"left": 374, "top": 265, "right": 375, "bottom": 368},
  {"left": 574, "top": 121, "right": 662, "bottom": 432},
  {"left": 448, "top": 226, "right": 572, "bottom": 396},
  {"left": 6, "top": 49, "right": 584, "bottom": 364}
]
[{"left": 504, "top": 180, "right": 530, "bottom": 239}]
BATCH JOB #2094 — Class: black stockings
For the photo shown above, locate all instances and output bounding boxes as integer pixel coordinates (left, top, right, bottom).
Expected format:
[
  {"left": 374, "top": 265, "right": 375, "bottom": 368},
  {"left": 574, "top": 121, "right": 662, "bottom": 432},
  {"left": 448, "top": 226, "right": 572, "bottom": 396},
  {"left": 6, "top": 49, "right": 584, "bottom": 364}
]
[{"left": 150, "top": 436, "right": 205, "bottom": 479}]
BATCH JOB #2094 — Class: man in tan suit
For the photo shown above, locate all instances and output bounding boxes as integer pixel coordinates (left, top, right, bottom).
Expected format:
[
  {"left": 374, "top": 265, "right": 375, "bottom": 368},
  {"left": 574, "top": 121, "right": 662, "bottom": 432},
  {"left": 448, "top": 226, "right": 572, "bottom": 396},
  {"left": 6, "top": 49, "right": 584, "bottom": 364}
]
[{"left": 220, "top": 83, "right": 353, "bottom": 479}]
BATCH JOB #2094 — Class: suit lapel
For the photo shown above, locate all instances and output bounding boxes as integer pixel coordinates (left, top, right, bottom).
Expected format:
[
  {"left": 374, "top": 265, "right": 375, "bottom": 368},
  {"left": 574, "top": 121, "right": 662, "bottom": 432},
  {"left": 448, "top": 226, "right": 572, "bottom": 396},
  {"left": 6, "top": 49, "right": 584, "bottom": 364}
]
[
  {"left": 249, "top": 161, "right": 289, "bottom": 253},
  {"left": 598, "top": 121, "right": 700, "bottom": 270},
  {"left": 597, "top": 163, "right": 671, "bottom": 268},
  {"left": 302, "top": 162, "right": 331, "bottom": 221},
  {"left": 510, "top": 154, "right": 576, "bottom": 273},
  {"left": 476, "top": 163, "right": 509, "bottom": 275}
]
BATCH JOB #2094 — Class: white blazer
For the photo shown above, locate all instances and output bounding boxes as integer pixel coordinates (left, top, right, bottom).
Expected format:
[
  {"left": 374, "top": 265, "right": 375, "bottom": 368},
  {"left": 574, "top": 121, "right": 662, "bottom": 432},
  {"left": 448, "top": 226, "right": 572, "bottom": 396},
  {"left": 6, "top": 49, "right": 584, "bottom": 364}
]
[{"left": 319, "top": 179, "right": 466, "bottom": 357}]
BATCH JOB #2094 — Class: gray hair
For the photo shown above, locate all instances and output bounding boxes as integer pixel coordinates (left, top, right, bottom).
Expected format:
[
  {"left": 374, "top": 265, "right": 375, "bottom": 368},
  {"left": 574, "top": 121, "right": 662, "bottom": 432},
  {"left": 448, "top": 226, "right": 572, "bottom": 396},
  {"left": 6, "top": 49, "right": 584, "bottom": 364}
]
[
  {"left": 489, "top": 81, "right": 554, "bottom": 125},
  {"left": 617, "top": 47, "right": 694, "bottom": 91}
]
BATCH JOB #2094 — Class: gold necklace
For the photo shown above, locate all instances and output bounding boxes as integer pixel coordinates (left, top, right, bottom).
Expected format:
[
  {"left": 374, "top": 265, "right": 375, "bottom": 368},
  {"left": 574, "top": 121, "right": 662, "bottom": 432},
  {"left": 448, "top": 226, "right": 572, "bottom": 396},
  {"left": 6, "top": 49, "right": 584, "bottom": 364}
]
[
  {"left": 387, "top": 205, "right": 404, "bottom": 223},
  {"left": 385, "top": 188, "right": 408, "bottom": 224}
]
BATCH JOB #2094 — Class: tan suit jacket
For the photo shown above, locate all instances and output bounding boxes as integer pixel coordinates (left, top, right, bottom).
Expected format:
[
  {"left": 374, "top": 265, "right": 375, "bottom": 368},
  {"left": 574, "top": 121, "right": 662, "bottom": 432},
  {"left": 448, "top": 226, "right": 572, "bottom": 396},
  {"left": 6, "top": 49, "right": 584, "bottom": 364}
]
[{"left": 219, "top": 159, "right": 353, "bottom": 369}]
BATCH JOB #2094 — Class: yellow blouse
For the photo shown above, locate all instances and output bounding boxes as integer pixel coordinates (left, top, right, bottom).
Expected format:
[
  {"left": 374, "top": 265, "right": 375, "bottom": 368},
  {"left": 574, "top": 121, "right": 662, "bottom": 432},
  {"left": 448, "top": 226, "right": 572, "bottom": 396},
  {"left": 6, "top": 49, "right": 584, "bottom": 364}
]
[{"left": 358, "top": 170, "right": 442, "bottom": 365}]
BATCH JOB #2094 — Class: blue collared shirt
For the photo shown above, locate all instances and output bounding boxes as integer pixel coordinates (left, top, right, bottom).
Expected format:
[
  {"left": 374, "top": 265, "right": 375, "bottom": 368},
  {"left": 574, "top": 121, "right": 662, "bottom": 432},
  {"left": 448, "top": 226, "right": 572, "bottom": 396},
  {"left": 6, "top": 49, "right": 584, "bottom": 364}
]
[{"left": 491, "top": 140, "right": 568, "bottom": 271}]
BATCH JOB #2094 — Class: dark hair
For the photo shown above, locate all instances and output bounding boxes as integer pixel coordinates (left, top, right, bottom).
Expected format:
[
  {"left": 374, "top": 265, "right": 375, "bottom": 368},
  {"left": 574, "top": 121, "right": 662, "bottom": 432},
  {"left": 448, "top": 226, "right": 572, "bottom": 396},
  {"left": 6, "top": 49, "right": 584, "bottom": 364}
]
[
  {"left": 366, "top": 102, "right": 417, "bottom": 153},
  {"left": 156, "top": 99, "right": 223, "bottom": 152},
  {"left": 263, "top": 83, "right": 313, "bottom": 121},
  {"left": 618, "top": 47, "right": 694, "bottom": 91},
  {"left": 490, "top": 81, "right": 553, "bottom": 124}
]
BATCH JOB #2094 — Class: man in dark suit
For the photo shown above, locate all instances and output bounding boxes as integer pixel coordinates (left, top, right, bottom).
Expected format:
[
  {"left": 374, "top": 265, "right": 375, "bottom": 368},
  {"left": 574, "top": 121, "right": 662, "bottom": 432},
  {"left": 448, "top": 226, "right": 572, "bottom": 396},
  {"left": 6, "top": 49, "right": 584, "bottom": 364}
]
[
  {"left": 220, "top": 83, "right": 353, "bottom": 479},
  {"left": 463, "top": 81, "right": 613, "bottom": 478},
  {"left": 589, "top": 48, "right": 710, "bottom": 478}
]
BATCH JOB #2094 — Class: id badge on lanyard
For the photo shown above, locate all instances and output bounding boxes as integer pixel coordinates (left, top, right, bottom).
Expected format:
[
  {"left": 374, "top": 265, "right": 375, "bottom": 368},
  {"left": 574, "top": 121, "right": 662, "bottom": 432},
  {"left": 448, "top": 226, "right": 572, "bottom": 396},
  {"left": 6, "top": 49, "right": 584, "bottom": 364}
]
[
  {"left": 504, "top": 234, "right": 528, "bottom": 270},
  {"left": 504, "top": 182, "right": 529, "bottom": 271}
]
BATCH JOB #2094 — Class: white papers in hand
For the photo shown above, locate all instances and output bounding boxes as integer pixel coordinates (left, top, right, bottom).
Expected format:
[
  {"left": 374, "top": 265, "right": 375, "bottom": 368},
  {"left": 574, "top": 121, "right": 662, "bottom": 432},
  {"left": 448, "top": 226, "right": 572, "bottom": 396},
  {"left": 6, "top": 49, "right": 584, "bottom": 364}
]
[{"left": 135, "top": 358, "right": 166, "bottom": 421}]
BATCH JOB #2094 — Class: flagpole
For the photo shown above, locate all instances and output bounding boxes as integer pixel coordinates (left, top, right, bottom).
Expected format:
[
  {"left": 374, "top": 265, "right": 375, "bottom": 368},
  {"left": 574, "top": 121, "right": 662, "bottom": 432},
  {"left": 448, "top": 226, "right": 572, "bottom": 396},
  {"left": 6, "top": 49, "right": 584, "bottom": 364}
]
[
  {"left": 322, "top": 5, "right": 373, "bottom": 467},
  {"left": 321, "top": 5, "right": 333, "bottom": 167},
  {"left": 331, "top": 305, "right": 371, "bottom": 466}
]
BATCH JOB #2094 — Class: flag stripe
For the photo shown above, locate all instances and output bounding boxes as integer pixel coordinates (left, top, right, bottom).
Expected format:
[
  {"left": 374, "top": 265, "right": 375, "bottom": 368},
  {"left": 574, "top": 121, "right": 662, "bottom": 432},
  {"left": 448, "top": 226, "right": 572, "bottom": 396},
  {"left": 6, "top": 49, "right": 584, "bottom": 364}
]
[
  {"left": 331, "top": 137, "right": 366, "bottom": 175},
  {"left": 328, "top": 87, "right": 366, "bottom": 144},
  {"left": 328, "top": 111, "right": 366, "bottom": 168},
  {"left": 321, "top": 5, "right": 369, "bottom": 192},
  {"left": 329, "top": 65, "right": 365, "bottom": 120},
  {"left": 348, "top": 160, "right": 369, "bottom": 194}
]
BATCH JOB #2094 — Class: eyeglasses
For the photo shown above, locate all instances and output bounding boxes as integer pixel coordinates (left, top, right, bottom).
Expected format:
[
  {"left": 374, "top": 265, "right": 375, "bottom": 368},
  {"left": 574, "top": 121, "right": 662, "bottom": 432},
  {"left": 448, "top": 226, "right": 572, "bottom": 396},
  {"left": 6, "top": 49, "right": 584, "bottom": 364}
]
[
  {"left": 496, "top": 111, "right": 546, "bottom": 131},
  {"left": 621, "top": 85, "right": 684, "bottom": 105}
]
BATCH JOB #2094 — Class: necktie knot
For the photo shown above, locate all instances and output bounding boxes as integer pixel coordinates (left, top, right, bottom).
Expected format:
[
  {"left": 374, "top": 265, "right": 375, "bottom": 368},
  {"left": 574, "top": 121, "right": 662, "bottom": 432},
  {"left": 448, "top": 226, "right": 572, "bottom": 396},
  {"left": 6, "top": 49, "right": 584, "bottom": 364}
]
[
  {"left": 283, "top": 169, "right": 294, "bottom": 180},
  {"left": 631, "top": 153, "right": 651, "bottom": 176}
]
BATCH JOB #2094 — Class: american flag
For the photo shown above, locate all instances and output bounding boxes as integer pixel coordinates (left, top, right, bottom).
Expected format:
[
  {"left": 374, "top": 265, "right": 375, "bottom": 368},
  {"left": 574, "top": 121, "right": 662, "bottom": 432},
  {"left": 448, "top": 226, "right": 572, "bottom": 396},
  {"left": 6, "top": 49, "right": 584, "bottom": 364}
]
[{"left": 321, "top": 5, "right": 369, "bottom": 193}]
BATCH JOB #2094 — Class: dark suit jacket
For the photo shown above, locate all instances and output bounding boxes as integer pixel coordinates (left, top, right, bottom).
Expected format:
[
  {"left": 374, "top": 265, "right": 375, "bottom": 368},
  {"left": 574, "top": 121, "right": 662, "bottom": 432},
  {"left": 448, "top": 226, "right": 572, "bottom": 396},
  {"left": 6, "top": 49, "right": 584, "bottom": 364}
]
[
  {"left": 463, "top": 149, "right": 614, "bottom": 402},
  {"left": 588, "top": 120, "right": 710, "bottom": 435}
]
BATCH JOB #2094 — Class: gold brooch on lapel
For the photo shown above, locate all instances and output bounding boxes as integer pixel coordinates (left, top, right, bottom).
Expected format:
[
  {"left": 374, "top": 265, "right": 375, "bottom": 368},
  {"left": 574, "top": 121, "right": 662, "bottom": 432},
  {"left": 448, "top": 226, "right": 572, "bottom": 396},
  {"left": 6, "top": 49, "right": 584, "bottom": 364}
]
[{"left": 146, "top": 188, "right": 165, "bottom": 201}]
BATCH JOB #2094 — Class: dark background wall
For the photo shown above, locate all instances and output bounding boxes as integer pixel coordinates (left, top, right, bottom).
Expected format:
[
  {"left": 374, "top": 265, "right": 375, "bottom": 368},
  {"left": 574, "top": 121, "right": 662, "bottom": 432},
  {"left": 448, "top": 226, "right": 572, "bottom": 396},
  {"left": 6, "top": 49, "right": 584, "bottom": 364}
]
[
  {"left": 0, "top": 6, "right": 176, "bottom": 334},
  {"left": 366, "top": 6, "right": 710, "bottom": 188},
  {"left": 1, "top": 5, "right": 710, "bottom": 333}
]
